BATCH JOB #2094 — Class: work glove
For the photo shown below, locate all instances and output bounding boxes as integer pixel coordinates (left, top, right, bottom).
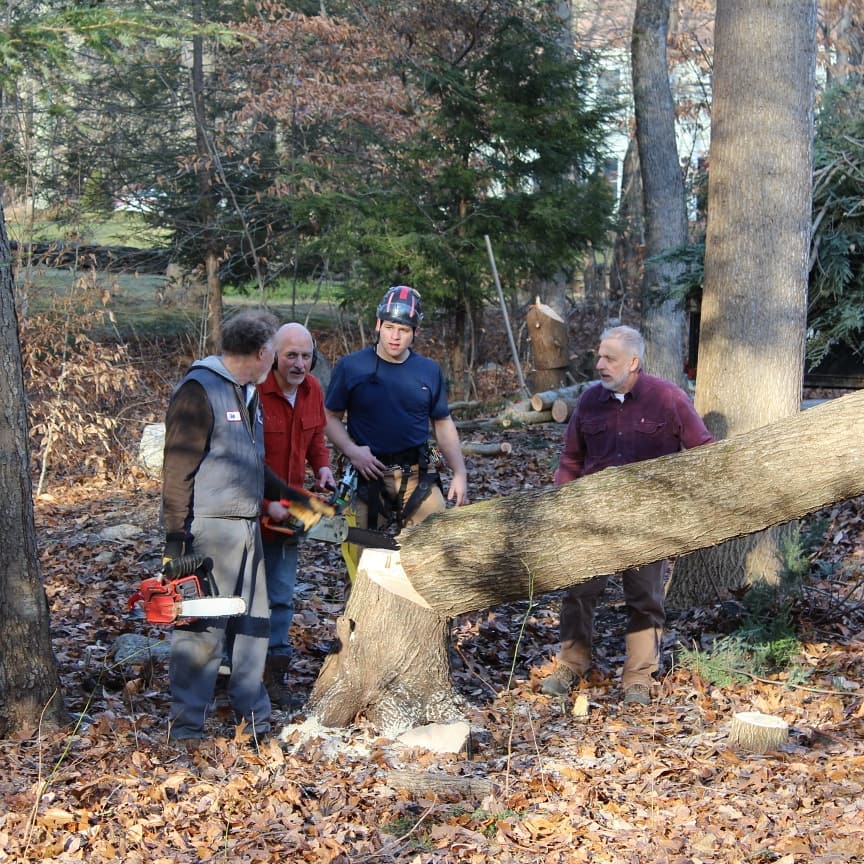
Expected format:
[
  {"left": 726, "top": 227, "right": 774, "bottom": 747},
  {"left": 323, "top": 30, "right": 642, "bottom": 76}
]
[{"left": 162, "top": 532, "right": 188, "bottom": 566}]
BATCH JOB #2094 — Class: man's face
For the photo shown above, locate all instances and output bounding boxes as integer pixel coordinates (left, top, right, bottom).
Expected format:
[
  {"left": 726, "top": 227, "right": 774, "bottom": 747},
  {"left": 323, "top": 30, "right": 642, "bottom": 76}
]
[
  {"left": 596, "top": 337, "right": 639, "bottom": 393},
  {"left": 376, "top": 320, "right": 414, "bottom": 362},
  {"left": 274, "top": 331, "right": 315, "bottom": 390}
]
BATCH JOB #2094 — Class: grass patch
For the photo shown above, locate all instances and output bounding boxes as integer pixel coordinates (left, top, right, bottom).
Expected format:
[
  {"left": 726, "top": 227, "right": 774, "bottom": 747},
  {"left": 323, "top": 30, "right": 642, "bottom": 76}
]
[{"left": 7, "top": 208, "right": 169, "bottom": 248}]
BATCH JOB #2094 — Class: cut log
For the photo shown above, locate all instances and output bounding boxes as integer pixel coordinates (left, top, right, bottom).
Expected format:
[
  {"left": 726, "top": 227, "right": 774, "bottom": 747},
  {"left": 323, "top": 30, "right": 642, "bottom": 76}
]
[
  {"left": 551, "top": 396, "right": 579, "bottom": 423},
  {"left": 461, "top": 441, "right": 513, "bottom": 457},
  {"left": 501, "top": 409, "right": 552, "bottom": 427},
  {"left": 526, "top": 302, "right": 568, "bottom": 369},
  {"left": 497, "top": 399, "right": 553, "bottom": 427},
  {"left": 728, "top": 712, "right": 789, "bottom": 753},
  {"left": 530, "top": 383, "right": 587, "bottom": 412},
  {"left": 362, "top": 390, "right": 864, "bottom": 617},
  {"left": 386, "top": 770, "right": 495, "bottom": 801}
]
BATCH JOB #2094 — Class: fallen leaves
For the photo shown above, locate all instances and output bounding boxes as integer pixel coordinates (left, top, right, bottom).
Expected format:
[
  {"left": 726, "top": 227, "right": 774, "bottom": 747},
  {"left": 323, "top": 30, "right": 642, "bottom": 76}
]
[{"left": 3, "top": 406, "right": 864, "bottom": 862}]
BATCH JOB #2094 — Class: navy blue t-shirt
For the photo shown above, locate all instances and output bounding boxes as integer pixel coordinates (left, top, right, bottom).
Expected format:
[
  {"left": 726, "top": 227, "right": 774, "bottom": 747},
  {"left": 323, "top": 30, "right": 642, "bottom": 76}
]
[{"left": 325, "top": 346, "right": 451, "bottom": 454}]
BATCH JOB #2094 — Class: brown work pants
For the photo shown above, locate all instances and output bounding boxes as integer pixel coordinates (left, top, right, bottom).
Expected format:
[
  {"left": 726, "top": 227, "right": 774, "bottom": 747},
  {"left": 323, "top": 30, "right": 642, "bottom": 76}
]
[
  {"left": 557, "top": 560, "right": 667, "bottom": 688},
  {"left": 354, "top": 465, "right": 445, "bottom": 530}
]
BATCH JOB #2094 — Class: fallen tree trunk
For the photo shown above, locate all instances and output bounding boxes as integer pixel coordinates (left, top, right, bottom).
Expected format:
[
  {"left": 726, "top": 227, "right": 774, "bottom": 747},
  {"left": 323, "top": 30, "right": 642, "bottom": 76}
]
[
  {"left": 367, "top": 390, "right": 864, "bottom": 617},
  {"left": 310, "top": 391, "right": 864, "bottom": 733}
]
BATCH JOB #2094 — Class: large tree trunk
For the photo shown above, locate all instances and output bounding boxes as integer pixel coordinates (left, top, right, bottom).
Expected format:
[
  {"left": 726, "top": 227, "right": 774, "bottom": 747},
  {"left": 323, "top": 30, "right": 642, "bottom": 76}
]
[
  {"left": 631, "top": 0, "right": 687, "bottom": 384},
  {"left": 0, "top": 203, "right": 68, "bottom": 737},
  {"left": 309, "top": 392, "right": 864, "bottom": 731},
  {"left": 667, "top": 0, "right": 817, "bottom": 608},
  {"left": 609, "top": 137, "right": 644, "bottom": 321}
]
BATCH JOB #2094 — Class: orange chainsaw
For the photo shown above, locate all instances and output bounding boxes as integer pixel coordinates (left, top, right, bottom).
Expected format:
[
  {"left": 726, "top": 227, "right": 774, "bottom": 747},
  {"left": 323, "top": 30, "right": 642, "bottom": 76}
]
[
  {"left": 128, "top": 555, "right": 247, "bottom": 625},
  {"left": 261, "top": 468, "right": 399, "bottom": 550}
]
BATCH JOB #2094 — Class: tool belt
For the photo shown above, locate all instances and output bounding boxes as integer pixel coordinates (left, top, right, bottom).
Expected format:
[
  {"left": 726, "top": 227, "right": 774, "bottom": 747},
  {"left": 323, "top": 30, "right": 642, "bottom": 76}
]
[
  {"left": 362, "top": 445, "right": 441, "bottom": 528},
  {"left": 372, "top": 447, "right": 422, "bottom": 468}
]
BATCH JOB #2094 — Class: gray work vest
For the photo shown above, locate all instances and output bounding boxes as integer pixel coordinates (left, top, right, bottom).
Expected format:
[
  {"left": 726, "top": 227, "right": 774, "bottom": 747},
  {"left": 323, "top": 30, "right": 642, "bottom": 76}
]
[{"left": 185, "top": 358, "right": 265, "bottom": 518}]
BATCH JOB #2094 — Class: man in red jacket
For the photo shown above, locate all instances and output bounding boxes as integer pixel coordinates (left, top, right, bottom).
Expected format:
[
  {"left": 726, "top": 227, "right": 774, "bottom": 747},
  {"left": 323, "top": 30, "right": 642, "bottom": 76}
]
[{"left": 258, "top": 323, "right": 334, "bottom": 702}]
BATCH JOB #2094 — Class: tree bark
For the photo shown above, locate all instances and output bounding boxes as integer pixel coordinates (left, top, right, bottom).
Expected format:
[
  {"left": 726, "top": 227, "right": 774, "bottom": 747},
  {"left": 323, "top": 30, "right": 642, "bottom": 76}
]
[
  {"left": 0, "top": 203, "right": 68, "bottom": 737},
  {"left": 667, "top": 0, "right": 817, "bottom": 608},
  {"left": 365, "top": 391, "right": 864, "bottom": 618},
  {"left": 631, "top": 0, "right": 688, "bottom": 384}
]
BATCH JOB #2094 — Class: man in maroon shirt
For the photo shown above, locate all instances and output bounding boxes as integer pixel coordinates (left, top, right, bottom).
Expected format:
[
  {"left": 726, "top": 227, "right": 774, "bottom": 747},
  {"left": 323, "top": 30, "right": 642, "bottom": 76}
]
[
  {"left": 258, "top": 323, "right": 334, "bottom": 702},
  {"left": 541, "top": 325, "right": 714, "bottom": 705}
]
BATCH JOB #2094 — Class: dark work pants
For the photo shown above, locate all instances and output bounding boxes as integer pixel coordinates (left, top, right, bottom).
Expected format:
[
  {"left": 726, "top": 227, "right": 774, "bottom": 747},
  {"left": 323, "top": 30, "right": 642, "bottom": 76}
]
[{"left": 557, "top": 560, "right": 667, "bottom": 688}]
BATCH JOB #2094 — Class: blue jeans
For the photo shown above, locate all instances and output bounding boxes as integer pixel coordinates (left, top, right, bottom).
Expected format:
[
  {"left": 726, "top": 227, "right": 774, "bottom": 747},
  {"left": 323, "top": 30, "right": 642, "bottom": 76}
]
[{"left": 264, "top": 539, "right": 299, "bottom": 657}]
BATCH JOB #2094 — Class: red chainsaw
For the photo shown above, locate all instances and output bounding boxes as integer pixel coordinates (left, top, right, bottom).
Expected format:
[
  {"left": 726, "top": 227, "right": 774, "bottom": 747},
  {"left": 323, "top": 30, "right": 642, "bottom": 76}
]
[{"left": 128, "top": 555, "right": 247, "bottom": 625}]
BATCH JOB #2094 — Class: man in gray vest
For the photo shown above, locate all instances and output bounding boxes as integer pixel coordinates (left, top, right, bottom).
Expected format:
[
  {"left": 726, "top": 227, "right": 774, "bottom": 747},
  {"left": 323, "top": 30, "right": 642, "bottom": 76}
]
[{"left": 161, "top": 309, "right": 298, "bottom": 747}]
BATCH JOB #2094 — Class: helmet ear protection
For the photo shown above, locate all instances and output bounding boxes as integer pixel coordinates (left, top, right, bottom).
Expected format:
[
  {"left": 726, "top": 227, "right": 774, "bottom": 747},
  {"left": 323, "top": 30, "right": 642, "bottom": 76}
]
[{"left": 376, "top": 285, "right": 423, "bottom": 329}]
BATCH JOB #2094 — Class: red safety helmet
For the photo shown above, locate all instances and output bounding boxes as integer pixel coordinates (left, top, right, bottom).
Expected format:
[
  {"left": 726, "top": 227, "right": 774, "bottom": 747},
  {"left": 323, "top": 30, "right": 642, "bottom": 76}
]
[{"left": 376, "top": 285, "right": 423, "bottom": 328}]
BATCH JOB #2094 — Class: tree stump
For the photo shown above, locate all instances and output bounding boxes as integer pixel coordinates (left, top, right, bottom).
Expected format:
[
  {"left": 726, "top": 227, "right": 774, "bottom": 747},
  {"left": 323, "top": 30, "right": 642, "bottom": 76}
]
[
  {"left": 526, "top": 301, "right": 568, "bottom": 393},
  {"left": 728, "top": 711, "right": 789, "bottom": 753},
  {"left": 306, "top": 565, "right": 464, "bottom": 735}
]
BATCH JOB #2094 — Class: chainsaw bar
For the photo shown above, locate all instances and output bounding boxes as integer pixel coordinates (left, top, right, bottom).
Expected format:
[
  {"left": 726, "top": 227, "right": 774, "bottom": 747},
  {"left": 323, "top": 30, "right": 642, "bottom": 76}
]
[
  {"left": 344, "top": 526, "right": 400, "bottom": 550},
  {"left": 177, "top": 596, "right": 247, "bottom": 618}
]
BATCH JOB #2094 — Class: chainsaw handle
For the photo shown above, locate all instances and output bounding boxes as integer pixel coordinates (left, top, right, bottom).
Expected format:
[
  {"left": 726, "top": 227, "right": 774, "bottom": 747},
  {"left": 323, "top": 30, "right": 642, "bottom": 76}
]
[{"left": 162, "top": 555, "right": 213, "bottom": 579}]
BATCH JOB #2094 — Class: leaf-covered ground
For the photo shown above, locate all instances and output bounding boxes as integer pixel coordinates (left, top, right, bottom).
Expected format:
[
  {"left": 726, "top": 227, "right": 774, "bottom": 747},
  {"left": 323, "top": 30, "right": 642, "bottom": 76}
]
[{"left": 4, "top": 417, "right": 864, "bottom": 864}]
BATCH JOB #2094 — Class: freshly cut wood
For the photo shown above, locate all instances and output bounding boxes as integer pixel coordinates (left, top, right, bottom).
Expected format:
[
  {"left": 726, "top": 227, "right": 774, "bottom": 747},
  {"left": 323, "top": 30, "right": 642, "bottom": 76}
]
[
  {"left": 729, "top": 712, "right": 789, "bottom": 753},
  {"left": 461, "top": 441, "right": 513, "bottom": 457},
  {"left": 312, "top": 390, "right": 864, "bottom": 734},
  {"left": 501, "top": 409, "right": 552, "bottom": 427},
  {"left": 551, "top": 396, "right": 579, "bottom": 423},
  {"left": 530, "top": 383, "right": 587, "bottom": 412},
  {"left": 526, "top": 301, "right": 568, "bottom": 369}
]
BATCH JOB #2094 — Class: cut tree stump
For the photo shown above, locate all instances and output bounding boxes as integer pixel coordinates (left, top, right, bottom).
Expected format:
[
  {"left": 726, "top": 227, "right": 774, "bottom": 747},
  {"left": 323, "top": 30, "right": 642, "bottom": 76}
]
[
  {"left": 729, "top": 712, "right": 789, "bottom": 753},
  {"left": 526, "top": 301, "right": 568, "bottom": 370}
]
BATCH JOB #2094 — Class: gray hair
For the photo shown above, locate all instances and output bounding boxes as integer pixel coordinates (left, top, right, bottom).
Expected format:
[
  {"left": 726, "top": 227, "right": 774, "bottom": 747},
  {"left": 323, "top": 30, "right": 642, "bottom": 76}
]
[
  {"left": 601, "top": 325, "right": 645, "bottom": 366},
  {"left": 221, "top": 309, "right": 279, "bottom": 355}
]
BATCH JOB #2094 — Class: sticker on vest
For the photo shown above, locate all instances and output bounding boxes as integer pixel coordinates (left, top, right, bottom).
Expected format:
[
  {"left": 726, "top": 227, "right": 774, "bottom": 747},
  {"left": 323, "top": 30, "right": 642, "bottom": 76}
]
[{"left": 226, "top": 410, "right": 242, "bottom": 422}]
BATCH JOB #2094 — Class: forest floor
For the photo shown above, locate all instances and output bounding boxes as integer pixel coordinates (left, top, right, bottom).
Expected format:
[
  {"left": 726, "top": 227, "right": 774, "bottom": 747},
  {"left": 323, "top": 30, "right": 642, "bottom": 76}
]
[{"left": 3, "top": 294, "right": 864, "bottom": 863}]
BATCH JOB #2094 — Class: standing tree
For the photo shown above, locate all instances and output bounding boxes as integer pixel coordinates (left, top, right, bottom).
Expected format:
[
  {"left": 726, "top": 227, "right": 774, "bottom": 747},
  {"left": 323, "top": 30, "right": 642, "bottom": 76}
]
[
  {"left": 0, "top": 201, "right": 67, "bottom": 736},
  {"left": 666, "top": 0, "right": 818, "bottom": 607},
  {"left": 631, "top": 0, "right": 688, "bottom": 383}
]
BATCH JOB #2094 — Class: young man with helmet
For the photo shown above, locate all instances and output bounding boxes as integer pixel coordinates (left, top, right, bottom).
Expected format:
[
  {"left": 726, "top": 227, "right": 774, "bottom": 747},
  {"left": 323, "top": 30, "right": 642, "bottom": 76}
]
[{"left": 324, "top": 286, "right": 468, "bottom": 539}]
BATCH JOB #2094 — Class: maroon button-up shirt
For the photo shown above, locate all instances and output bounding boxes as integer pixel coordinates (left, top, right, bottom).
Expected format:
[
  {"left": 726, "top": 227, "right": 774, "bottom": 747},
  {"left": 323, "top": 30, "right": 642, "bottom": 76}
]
[{"left": 554, "top": 372, "right": 714, "bottom": 484}]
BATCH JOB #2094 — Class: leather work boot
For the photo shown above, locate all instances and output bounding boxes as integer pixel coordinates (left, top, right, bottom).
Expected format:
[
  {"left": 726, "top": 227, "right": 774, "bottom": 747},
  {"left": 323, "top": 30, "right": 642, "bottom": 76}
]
[
  {"left": 540, "top": 664, "right": 579, "bottom": 697},
  {"left": 264, "top": 654, "right": 301, "bottom": 710},
  {"left": 622, "top": 683, "right": 652, "bottom": 706}
]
